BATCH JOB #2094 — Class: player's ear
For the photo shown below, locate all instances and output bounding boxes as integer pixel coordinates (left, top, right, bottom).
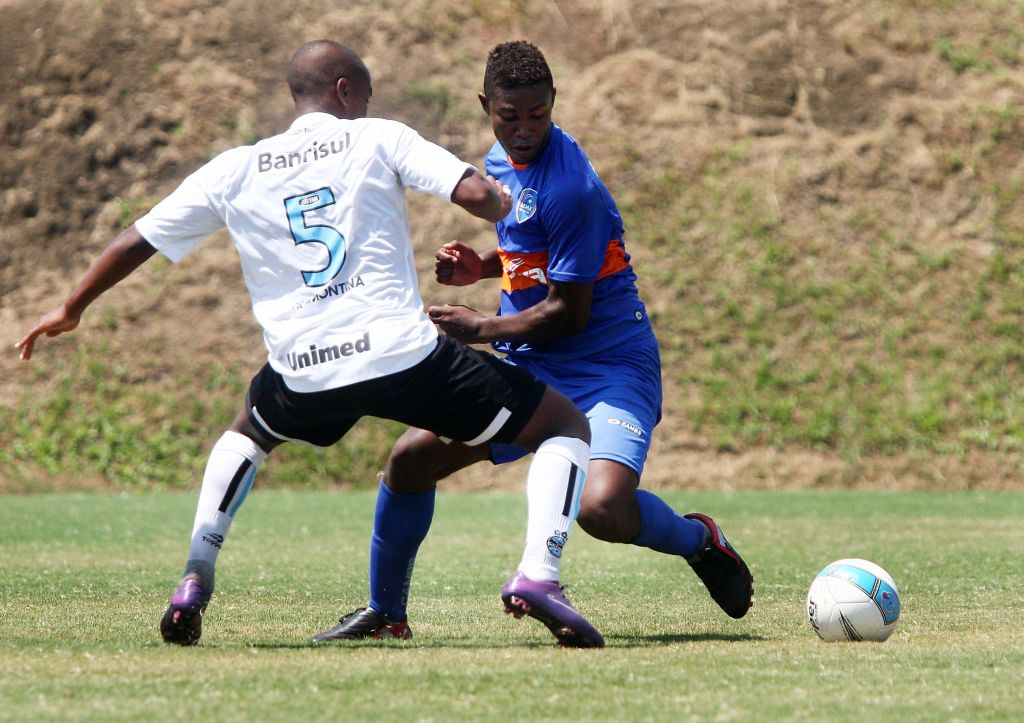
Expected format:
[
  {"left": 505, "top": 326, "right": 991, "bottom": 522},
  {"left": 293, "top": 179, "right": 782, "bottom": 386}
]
[
  {"left": 550, "top": 86, "right": 557, "bottom": 109},
  {"left": 336, "top": 76, "right": 361, "bottom": 117},
  {"left": 478, "top": 92, "right": 490, "bottom": 115}
]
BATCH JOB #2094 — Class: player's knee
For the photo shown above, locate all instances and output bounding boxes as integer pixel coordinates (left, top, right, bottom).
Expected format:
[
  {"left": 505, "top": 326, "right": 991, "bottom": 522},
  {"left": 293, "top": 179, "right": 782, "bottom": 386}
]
[
  {"left": 577, "top": 495, "right": 633, "bottom": 543},
  {"left": 543, "top": 390, "right": 591, "bottom": 444},
  {"left": 565, "top": 404, "right": 591, "bottom": 444},
  {"left": 385, "top": 429, "right": 444, "bottom": 492},
  {"left": 513, "top": 389, "right": 590, "bottom": 451}
]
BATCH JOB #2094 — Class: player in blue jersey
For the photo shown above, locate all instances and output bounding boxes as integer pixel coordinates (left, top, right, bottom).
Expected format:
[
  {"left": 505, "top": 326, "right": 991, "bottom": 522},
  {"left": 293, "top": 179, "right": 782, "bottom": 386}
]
[{"left": 321, "top": 41, "right": 753, "bottom": 642}]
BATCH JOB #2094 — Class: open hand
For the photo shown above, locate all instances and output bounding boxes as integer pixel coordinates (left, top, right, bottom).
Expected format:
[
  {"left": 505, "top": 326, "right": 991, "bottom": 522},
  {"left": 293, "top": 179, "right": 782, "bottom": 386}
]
[{"left": 15, "top": 305, "right": 80, "bottom": 361}]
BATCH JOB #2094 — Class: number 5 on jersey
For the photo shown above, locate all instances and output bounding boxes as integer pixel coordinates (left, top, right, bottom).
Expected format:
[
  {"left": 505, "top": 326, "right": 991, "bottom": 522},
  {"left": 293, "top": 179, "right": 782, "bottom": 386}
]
[{"left": 284, "top": 187, "right": 346, "bottom": 287}]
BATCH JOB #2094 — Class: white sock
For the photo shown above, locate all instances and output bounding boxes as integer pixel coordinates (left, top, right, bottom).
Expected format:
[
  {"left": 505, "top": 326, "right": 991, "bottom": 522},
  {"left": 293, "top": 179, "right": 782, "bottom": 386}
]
[
  {"left": 517, "top": 436, "right": 590, "bottom": 582},
  {"left": 184, "top": 431, "right": 268, "bottom": 589}
]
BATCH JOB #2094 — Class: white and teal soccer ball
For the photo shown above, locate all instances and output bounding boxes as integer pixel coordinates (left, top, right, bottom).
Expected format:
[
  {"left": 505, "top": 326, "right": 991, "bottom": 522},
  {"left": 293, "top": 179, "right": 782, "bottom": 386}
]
[{"left": 806, "top": 558, "right": 901, "bottom": 642}]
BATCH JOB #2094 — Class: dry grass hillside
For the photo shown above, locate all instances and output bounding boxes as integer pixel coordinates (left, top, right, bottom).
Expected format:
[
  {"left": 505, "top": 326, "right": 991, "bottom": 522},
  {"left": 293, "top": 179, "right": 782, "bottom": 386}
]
[{"left": 2, "top": 0, "right": 1023, "bottom": 491}]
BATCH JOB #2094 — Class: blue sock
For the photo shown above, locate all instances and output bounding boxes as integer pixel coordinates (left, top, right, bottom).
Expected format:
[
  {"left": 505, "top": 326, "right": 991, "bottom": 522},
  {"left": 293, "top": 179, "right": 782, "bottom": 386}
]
[
  {"left": 368, "top": 481, "right": 436, "bottom": 621},
  {"left": 632, "top": 489, "right": 707, "bottom": 557}
]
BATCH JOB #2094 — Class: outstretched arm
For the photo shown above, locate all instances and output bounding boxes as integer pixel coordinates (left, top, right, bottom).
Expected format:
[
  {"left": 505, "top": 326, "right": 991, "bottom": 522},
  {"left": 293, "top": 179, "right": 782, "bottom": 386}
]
[
  {"left": 16, "top": 224, "right": 158, "bottom": 360},
  {"left": 450, "top": 169, "right": 512, "bottom": 223}
]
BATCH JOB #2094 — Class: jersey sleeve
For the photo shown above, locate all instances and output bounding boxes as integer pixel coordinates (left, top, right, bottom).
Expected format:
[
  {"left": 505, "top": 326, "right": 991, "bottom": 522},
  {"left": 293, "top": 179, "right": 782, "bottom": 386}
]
[
  {"left": 385, "top": 121, "right": 473, "bottom": 201},
  {"left": 134, "top": 156, "right": 231, "bottom": 262},
  {"left": 541, "top": 173, "right": 613, "bottom": 283}
]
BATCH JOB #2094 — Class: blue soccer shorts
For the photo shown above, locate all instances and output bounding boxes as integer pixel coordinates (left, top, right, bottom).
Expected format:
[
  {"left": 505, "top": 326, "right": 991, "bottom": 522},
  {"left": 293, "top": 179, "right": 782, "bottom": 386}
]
[{"left": 490, "top": 336, "right": 662, "bottom": 477}]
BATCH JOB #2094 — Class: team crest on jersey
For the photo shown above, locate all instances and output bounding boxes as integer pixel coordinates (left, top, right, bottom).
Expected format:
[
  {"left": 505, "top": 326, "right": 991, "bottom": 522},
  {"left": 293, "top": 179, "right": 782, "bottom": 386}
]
[{"left": 516, "top": 188, "right": 538, "bottom": 223}]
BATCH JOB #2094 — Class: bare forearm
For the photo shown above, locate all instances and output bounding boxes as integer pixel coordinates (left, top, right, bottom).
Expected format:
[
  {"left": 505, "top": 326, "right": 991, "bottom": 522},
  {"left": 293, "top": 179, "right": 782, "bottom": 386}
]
[
  {"left": 65, "top": 224, "right": 158, "bottom": 316},
  {"left": 478, "top": 248, "right": 502, "bottom": 279},
  {"left": 451, "top": 170, "right": 511, "bottom": 223},
  {"left": 430, "top": 278, "right": 591, "bottom": 346},
  {"left": 479, "top": 278, "right": 591, "bottom": 344},
  {"left": 17, "top": 223, "right": 159, "bottom": 360},
  {"left": 476, "top": 300, "right": 584, "bottom": 345}
]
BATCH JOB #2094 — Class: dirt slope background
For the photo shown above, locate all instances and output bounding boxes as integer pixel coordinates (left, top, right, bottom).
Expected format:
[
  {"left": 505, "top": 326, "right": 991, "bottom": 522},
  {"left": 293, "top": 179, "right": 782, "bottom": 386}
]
[{"left": 2, "top": 0, "right": 1023, "bottom": 491}]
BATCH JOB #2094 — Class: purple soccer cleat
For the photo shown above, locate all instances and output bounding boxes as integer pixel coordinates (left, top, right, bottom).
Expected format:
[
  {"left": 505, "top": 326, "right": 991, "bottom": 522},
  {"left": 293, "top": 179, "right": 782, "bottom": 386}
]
[
  {"left": 501, "top": 571, "right": 605, "bottom": 648},
  {"left": 160, "top": 574, "right": 211, "bottom": 646}
]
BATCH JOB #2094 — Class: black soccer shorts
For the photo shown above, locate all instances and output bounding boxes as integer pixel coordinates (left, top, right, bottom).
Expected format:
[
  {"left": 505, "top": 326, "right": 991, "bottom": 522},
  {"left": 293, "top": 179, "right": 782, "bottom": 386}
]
[{"left": 245, "top": 334, "right": 547, "bottom": 448}]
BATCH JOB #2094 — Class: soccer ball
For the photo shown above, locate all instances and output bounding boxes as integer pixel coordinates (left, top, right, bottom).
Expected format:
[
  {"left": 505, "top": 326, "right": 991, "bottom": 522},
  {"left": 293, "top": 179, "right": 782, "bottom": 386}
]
[{"left": 806, "top": 558, "right": 901, "bottom": 642}]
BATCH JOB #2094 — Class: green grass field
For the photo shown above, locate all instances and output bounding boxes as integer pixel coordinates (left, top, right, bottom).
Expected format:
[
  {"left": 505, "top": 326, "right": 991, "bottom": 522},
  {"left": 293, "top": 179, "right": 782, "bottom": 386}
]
[{"left": 1, "top": 490, "right": 1022, "bottom": 721}]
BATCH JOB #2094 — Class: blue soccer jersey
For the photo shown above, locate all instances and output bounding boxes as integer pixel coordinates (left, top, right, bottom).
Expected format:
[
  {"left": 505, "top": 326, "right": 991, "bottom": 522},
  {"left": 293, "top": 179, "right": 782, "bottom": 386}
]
[{"left": 485, "top": 124, "right": 654, "bottom": 361}]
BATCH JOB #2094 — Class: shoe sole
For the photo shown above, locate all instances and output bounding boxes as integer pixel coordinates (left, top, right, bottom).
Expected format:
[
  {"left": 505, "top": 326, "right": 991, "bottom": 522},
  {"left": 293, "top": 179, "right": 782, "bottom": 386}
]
[
  {"left": 313, "top": 628, "right": 411, "bottom": 642},
  {"left": 503, "top": 594, "right": 604, "bottom": 648}
]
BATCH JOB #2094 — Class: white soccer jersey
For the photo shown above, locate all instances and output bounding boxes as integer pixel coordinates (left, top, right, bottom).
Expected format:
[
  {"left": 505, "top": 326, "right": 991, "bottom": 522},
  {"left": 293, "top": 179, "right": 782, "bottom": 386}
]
[{"left": 135, "top": 112, "right": 473, "bottom": 392}]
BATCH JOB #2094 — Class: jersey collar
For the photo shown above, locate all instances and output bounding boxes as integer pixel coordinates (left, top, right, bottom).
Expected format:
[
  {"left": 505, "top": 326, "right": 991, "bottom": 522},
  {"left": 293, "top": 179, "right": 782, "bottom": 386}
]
[{"left": 288, "top": 111, "right": 340, "bottom": 133}]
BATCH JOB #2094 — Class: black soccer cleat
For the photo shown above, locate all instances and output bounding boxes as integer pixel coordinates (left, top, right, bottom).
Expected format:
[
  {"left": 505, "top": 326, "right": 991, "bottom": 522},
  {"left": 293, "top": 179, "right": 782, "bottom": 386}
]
[
  {"left": 312, "top": 607, "right": 412, "bottom": 642},
  {"left": 684, "top": 513, "right": 754, "bottom": 619}
]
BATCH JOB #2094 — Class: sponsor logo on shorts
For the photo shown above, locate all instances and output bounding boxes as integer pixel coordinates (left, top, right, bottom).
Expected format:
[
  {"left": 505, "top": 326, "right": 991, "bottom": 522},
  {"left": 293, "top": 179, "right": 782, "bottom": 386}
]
[
  {"left": 287, "top": 333, "right": 371, "bottom": 371},
  {"left": 546, "top": 531, "right": 567, "bottom": 558},
  {"left": 608, "top": 418, "right": 645, "bottom": 437}
]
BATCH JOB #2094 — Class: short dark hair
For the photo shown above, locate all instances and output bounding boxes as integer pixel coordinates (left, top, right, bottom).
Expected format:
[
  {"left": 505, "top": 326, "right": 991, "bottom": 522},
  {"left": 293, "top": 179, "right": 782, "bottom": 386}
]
[
  {"left": 287, "top": 40, "right": 369, "bottom": 100},
  {"left": 483, "top": 41, "right": 553, "bottom": 95}
]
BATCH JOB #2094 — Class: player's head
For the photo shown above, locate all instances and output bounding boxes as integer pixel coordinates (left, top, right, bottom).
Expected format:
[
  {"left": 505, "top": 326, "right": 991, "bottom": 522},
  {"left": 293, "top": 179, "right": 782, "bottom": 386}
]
[
  {"left": 479, "top": 41, "right": 556, "bottom": 166},
  {"left": 287, "top": 40, "right": 372, "bottom": 120}
]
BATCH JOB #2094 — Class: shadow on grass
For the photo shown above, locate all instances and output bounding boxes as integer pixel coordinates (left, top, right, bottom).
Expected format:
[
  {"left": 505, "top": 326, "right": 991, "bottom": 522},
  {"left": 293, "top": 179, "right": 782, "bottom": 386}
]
[
  {"left": 608, "top": 631, "right": 766, "bottom": 645},
  {"left": 244, "top": 631, "right": 766, "bottom": 650}
]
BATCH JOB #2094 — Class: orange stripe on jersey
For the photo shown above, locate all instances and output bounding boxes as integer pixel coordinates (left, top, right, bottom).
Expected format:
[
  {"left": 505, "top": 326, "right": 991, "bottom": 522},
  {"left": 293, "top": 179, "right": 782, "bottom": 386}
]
[
  {"left": 498, "top": 248, "right": 549, "bottom": 291},
  {"left": 598, "top": 240, "right": 629, "bottom": 280},
  {"left": 498, "top": 240, "right": 629, "bottom": 291}
]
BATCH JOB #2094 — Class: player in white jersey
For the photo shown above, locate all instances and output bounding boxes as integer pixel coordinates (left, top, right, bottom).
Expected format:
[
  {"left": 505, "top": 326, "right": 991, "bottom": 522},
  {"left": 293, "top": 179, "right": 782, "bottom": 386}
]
[{"left": 17, "top": 40, "right": 604, "bottom": 648}]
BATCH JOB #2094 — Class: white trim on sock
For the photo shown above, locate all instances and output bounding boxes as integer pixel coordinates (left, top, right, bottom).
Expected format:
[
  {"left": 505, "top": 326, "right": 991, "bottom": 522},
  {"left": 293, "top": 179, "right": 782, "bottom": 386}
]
[
  {"left": 217, "top": 430, "right": 269, "bottom": 465},
  {"left": 535, "top": 435, "right": 590, "bottom": 468}
]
